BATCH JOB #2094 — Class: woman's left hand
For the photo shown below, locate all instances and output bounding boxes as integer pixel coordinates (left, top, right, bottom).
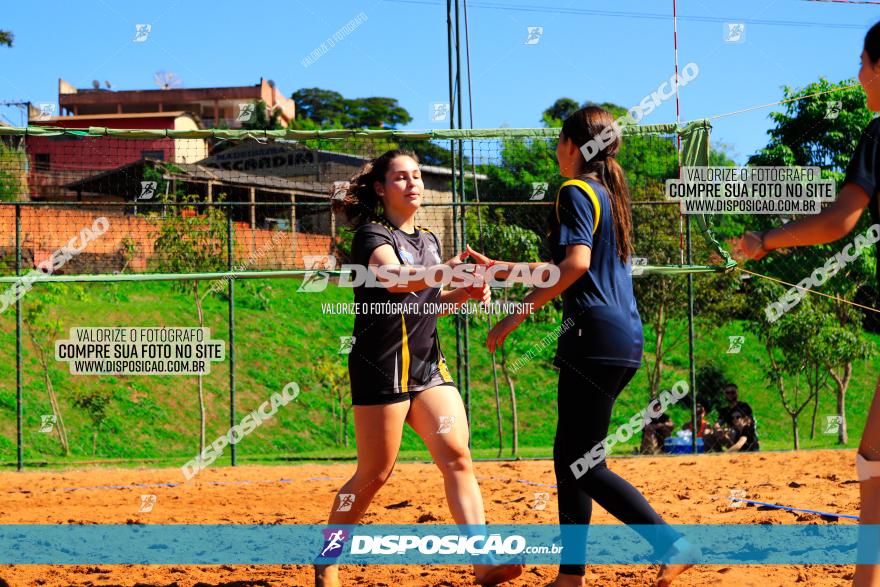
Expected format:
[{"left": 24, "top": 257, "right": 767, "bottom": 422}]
[
  {"left": 465, "top": 244, "right": 494, "bottom": 266},
  {"left": 446, "top": 249, "right": 470, "bottom": 268},
  {"left": 487, "top": 312, "right": 525, "bottom": 353}
]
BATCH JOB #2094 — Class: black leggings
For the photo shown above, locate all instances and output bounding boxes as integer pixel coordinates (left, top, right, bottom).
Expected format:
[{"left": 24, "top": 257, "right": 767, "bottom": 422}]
[{"left": 553, "top": 361, "right": 680, "bottom": 576}]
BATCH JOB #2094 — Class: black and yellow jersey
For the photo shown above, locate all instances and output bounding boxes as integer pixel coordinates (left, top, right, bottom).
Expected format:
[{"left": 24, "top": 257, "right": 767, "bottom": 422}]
[{"left": 347, "top": 216, "right": 454, "bottom": 405}]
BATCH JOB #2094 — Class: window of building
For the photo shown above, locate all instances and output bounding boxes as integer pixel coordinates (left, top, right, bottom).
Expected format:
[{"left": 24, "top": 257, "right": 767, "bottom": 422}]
[
  {"left": 34, "top": 154, "right": 50, "bottom": 171},
  {"left": 141, "top": 150, "right": 164, "bottom": 161}
]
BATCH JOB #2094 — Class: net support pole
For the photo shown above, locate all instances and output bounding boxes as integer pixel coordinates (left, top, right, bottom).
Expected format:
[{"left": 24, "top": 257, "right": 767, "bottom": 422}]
[
  {"left": 15, "top": 203, "right": 22, "bottom": 471},
  {"left": 227, "top": 210, "right": 237, "bottom": 467},
  {"left": 448, "top": 0, "right": 465, "bottom": 403},
  {"left": 686, "top": 219, "right": 697, "bottom": 454},
  {"left": 673, "top": 0, "right": 698, "bottom": 454},
  {"left": 454, "top": 0, "right": 471, "bottom": 425}
]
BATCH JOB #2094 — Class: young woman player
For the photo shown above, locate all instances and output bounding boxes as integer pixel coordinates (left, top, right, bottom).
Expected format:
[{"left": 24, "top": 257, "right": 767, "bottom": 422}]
[
  {"left": 314, "top": 149, "right": 522, "bottom": 587},
  {"left": 737, "top": 21, "right": 880, "bottom": 586},
  {"left": 469, "top": 106, "right": 696, "bottom": 586}
]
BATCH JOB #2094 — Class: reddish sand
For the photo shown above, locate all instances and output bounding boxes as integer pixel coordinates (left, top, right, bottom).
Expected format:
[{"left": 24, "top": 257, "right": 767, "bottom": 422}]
[{"left": 0, "top": 449, "right": 862, "bottom": 586}]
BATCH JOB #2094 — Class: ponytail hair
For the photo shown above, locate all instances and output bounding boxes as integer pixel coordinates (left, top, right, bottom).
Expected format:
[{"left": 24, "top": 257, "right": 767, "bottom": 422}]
[
  {"left": 560, "top": 106, "right": 634, "bottom": 261},
  {"left": 332, "top": 149, "right": 419, "bottom": 226},
  {"left": 866, "top": 20, "right": 880, "bottom": 64}
]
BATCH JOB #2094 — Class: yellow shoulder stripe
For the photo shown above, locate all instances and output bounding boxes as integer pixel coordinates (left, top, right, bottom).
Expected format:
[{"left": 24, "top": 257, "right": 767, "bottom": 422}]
[{"left": 555, "top": 179, "right": 601, "bottom": 234}]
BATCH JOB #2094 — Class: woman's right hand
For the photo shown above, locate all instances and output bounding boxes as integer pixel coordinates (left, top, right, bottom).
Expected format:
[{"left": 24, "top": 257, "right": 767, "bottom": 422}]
[{"left": 735, "top": 231, "right": 768, "bottom": 261}]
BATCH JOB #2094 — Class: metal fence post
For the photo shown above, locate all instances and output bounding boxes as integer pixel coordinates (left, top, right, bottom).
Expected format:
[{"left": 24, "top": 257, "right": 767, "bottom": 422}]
[
  {"left": 15, "top": 203, "right": 22, "bottom": 471},
  {"left": 227, "top": 207, "right": 236, "bottom": 467}
]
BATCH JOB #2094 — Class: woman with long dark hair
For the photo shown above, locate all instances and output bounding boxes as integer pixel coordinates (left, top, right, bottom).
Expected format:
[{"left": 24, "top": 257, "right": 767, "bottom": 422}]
[
  {"left": 737, "top": 22, "right": 880, "bottom": 586},
  {"left": 471, "top": 107, "right": 695, "bottom": 586},
  {"left": 314, "top": 149, "right": 522, "bottom": 587}
]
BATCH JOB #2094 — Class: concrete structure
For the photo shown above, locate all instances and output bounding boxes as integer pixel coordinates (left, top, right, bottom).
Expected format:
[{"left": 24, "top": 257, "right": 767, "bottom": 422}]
[
  {"left": 27, "top": 112, "right": 207, "bottom": 199},
  {"left": 53, "top": 78, "right": 295, "bottom": 129}
]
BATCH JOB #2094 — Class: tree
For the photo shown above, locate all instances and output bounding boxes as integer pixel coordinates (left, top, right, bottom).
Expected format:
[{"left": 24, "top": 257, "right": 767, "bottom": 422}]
[
  {"left": 290, "top": 88, "right": 348, "bottom": 127},
  {"left": 467, "top": 210, "right": 547, "bottom": 457},
  {"left": 813, "top": 298, "right": 874, "bottom": 444},
  {"left": 693, "top": 363, "right": 733, "bottom": 415},
  {"left": 287, "top": 87, "right": 450, "bottom": 165},
  {"left": 634, "top": 223, "right": 743, "bottom": 407},
  {"left": 316, "top": 357, "right": 350, "bottom": 446},
  {"left": 481, "top": 99, "right": 682, "bottom": 248},
  {"left": 743, "top": 77, "right": 878, "bottom": 318},
  {"left": 151, "top": 187, "right": 229, "bottom": 457},
  {"left": 749, "top": 78, "right": 871, "bottom": 178},
  {"left": 541, "top": 98, "right": 580, "bottom": 127},
  {"left": 347, "top": 97, "right": 411, "bottom": 128},
  {"left": 479, "top": 132, "right": 561, "bottom": 242},
  {"left": 743, "top": 277, "right": 870, "bottom": 448},
  {"left": 0, "top": 143, "right": 28, "bottom": 201},
  {"left": 744, "top": 279, "right": 821, "bottom": 450},
  {"left": 72, "top": 388, "right": 113, "bottom": 454},
  {"left": 25, "top": 283, "right": 83, "bottom": 455},
  {"left": 241, "top": 99, "right": 284, "bottom": 131},
  {"left": 290, "top": 88, "right": 412, "bottom": 129},
  {"left": 0, "top": 30, "right": 13, "bottom": 48}
]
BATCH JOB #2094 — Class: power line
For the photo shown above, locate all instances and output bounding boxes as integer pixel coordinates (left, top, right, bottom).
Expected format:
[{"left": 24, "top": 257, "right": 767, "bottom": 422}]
[
  {"left": 691, "top": 83, "right": 861, "bottom": 122},
  {"left": 383, "top": 0, "right": 869, "bottom": 30},
  {"left": 740, "top": 268, "right": 880, "bottom": 314},
  {"left": 803, "top": 0, "right": 880, "bottom": 5}
]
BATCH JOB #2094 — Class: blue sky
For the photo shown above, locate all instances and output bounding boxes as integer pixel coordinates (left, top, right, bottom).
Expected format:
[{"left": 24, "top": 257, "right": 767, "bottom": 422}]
[{"left": 2, "top": 0, "right": 879, "bottom": 163}]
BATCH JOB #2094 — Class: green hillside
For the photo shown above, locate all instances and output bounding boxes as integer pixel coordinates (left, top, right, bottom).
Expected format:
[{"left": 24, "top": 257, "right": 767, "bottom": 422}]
[{"left": 0, "top": 277, "right": 875, "bottom": 470}]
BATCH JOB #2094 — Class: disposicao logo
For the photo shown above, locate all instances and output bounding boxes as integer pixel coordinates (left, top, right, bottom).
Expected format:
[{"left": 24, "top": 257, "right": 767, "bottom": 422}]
[{"left": 320, "top": 528, "right": 349, "bottom": 558}]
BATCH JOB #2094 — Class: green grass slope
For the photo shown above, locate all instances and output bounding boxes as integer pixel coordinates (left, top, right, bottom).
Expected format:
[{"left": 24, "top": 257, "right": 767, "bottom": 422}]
[{"left": 0, "top": 278, "right": 876, "bottom": 470}]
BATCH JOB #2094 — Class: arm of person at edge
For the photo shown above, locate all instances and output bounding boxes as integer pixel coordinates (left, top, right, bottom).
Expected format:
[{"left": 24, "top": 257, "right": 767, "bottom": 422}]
[
  {"left": 366, "top": 243, "right": 491, "bottom": 316},
  {"left": 735, "top": 183, "right": 871, "bottom": 259},
  {"left": 727, "top": 435, "right": 748, "bottom": 452},
  {"left": 482, "top": 243, "right": 592, "bottom": 353}
]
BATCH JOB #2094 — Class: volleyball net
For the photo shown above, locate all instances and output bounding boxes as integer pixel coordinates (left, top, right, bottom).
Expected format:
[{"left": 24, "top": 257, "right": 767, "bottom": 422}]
[{"left": 1, "top": 121, "right": 865, "bottom": 467}]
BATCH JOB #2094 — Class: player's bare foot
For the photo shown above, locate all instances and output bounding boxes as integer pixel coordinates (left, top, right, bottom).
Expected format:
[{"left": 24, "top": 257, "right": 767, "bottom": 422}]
[
  {"left": 654, "top": 538, "right": 700, "bottom": 586},
  {"left": 545, "top": 572, "right": 584, "bottom": 586},
  {"left": 655, "top": 562, "right": 694, "bottom": 586},
  {"left": 473, "top": 563, "right": 524, "bottom": 585},
  {"left": 314, "top": 564, "right": 340, "bottom": 587}
]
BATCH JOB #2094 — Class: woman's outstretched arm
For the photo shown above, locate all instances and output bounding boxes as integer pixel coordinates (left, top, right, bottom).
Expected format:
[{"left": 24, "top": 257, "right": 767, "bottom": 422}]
[
  {"left": 738, "top": 183, "right": 871, "bottom": 259},
  {"left": 485, "top": 244, "right": 591, "bottom": 353}
]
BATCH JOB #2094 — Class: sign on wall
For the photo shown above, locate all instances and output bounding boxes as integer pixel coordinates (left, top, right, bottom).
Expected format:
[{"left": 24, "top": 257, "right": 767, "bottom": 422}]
[{"left": 198, "top": 142, "right": 319, "bottom": 176}]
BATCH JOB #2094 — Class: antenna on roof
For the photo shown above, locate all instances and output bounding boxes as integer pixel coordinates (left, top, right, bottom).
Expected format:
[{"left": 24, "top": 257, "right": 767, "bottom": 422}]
[
  {"left": 91, "top": 80, "right": 100, "bottom": 90},
  {"left": 104, "top": 80, "right": 112, "bottom": 89},
  {"left": 153, "top": 70, "right": 182, "bottom": 90}
]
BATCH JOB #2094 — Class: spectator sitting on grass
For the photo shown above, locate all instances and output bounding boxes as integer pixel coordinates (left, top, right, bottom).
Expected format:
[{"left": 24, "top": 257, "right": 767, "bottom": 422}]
[
  {"left": 716, "top": 383, "right": 754, "bottom": 428},
  {"left": 640, "top": 398, "right": 675, "bottom": 454},
  {"left": 682, "top": 403, "right": 708, "bottom": 438},
  {"left": 726, "top": 410, "right": 760, "bottom": 452}
]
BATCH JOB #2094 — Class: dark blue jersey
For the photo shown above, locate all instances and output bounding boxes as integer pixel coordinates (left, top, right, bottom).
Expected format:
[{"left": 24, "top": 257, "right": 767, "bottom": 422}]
[
  {"left": 844, "top": 117, "right": 880, "bottom": 285},
  {"left": 550, "top": 179, "right": 644, "bottom": 369}
]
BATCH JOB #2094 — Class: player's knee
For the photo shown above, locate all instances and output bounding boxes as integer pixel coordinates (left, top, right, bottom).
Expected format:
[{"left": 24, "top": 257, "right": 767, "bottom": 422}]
[
  {"left": 436, "top": 451, "right": 473, "bottom": 476},
  {"left": 858, "top": 443, "right": 879, "bottom": 460},
  {"left": 357, "top": 463, "right": 396, "bottom": 486},
  {"left": 374, "top": 465, "right": 396, "bottom": 484},
  {"left": 857, "top": 452, "right": 880, "bottom": 481},
  {"left": 571, "top": 457, "right": 607, "bottom": 485}
]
